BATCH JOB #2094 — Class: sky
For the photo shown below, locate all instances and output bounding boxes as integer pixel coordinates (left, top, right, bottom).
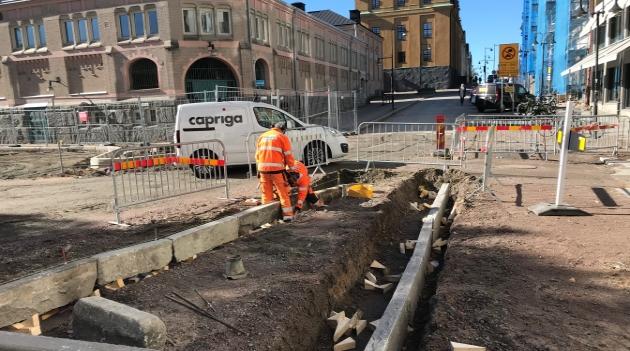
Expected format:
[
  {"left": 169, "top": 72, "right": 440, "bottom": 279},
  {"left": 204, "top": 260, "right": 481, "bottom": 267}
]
[{"left": 303, "top": 0, "right": 523, "bottom": 76}]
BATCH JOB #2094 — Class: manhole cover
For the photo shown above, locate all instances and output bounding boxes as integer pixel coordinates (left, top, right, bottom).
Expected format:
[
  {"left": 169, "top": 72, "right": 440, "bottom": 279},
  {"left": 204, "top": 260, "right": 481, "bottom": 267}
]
[{"left": 496, "top": 164, "right": 537, "bottom": 170}]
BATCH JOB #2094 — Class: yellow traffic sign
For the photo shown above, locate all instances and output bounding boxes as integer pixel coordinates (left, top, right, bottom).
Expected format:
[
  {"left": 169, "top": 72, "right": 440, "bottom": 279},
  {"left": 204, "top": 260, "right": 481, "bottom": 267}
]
[{"left": 499, "top": 43, "right": 519, "bottom": 77}]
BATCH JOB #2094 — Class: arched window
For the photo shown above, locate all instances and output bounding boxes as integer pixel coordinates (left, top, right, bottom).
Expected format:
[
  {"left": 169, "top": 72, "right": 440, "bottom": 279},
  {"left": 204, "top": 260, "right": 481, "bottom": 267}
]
[
  {"left": 130, "top": 58, "right": 158, "bottom": 90},
  {"left": 255, "top": 59, "right": 268, "bottom": 88}
]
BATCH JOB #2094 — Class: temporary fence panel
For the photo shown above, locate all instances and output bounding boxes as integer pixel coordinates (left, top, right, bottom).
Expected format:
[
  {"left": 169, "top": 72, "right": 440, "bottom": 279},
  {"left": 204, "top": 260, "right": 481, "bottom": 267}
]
[
  {"left": 245, "top": 125, "right": 331, "bottom": 178},
  {"left": 570, "top": 115, "right": 620, "bottom": 154},
  {"left": 456, "top": 114, "right": 560, "bottom": 158},
  {"left": 356, "top": 122, "right": 462, "bottom": 168},
  {"left": 110, "top": 139, "right": 228, "bottom": 224}
]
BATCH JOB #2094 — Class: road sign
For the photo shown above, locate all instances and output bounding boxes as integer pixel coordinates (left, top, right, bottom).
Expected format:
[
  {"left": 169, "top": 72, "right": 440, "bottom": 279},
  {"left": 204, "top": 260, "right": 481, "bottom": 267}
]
[{"left": 499, "top": 43, "right": 519, "bottom": 77}]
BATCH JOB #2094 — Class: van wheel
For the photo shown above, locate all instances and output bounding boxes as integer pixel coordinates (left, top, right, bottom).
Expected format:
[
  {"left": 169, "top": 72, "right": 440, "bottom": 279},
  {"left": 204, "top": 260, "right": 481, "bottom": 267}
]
[
  {"left": 303, "top": 141, "right": 328, "bottom": 167},
  {"left": 190, "top": 149, "right": 222, "bottom": 179}
]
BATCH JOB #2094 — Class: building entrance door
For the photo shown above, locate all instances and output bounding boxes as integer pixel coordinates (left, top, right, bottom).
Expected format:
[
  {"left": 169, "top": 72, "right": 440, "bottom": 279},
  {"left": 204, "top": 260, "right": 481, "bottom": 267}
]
[{"left": 185, "top": 58, "right": 237, "bottom": 101}]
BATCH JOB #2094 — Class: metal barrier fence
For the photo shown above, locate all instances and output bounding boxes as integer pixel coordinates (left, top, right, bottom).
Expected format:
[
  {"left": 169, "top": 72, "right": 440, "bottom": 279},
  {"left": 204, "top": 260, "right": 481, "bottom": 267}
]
[
  {"left": 456, "top": 115, "right": 560, "bottom": 158},
  {"left": 110, "top": 139, "right": 228, "bottom": 224},
  {"left": 455, "top": 114, "right": 622, "bottom": 157},
  {"left": 356, "top": 122, "right": 462, "bottom": 169},
  {"left": 245, "top": 125, "right": 331, "bottom": 178},
  {"left": 0, "top": 87, "right": 364, "bottom": 145},
  {"left": 571, "top": 115, "right": 620, "bottom": 155}
]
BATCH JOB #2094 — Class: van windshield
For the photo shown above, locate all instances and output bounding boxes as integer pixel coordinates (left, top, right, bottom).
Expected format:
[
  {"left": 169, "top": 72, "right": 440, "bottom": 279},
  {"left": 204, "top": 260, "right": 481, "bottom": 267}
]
[{"left": 253, "top": 107, "right": 299, "bottom": 129}]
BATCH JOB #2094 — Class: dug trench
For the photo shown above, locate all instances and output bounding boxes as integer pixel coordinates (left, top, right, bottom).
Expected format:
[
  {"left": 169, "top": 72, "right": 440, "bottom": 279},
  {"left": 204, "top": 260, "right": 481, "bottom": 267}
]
[{"left": 43, "top": 169, "right": 477, "bottom": 350}]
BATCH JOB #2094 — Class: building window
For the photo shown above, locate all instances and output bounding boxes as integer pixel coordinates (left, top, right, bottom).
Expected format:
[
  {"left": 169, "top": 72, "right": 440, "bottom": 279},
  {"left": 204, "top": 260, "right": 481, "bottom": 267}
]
[
  {"left": 423, "top": 45, "right": 432, "bottom": 61},
  {"left": 38, "top": 24, "right": 46, "bottom": 47},
  {"left": 147, "top": 9, "right": 158, "bottom": 35},
  {"left": 133, "top": 12, "right": 145, "bottom": 37},
  {"left": 63, "top": 20, "right": 75, "bottom": 45},
  {"left": 13, "top": 27, "right": 23, "bottom": 50},
  {"left": 398, "top": 51, "right": 406, "bottom": 63},
  {"left": 423, "top": 22, "right": 432, "bottom": 37},
  {"left": 397, "top": 0, "right": 405, "bottom": 6},
  {"left": 606, "top": 66, "right": 619, "bottom": 101},
  {"left": 119, "top": 14, "right": 131, "bottom": 39},
  {"left": 297, "top": 31, "right": 310, "bottom": 55},
  {"left": 329, "top": 43, "right": 337, "bottom": 63},
  {"left": 200, "top": 9, "right": 214, "bottom": 34},
  {"left": 91, "top": 17, "right": 100, "bottom": 41},
  {"left": 423, "top": 0, "right": 432, "bottom": 4},
  {"left": 130, "top": 58, "right": 159, "bottom": 90},
  {"left": 372, "top": 26, "right": 381, "bottom": 35},
  {"left": 372, "top": 0, "right": 380, "bottom": 9},
  {"left": 609, "top": 16, "right": 621, "bottom": 43},
  {"left": 251, "top": 11, "right": 269, "bottom": 42},
  {"left": 397, "top": 25, "right": 407, "bottom": 40},
  {"left": 118, "top": 8, "right": 158, "bottom": 41},
  {"left": 77, "top": 18, "right": 88, "bottom": 44},
  {"left": 182, "top": 8, "right": 197, "bottom": 34},
  {"left": 217, "top": 9, "right": 231, "bottom": 35},
  {"left": 25, "top": 24, "right": 36, "bottom": 48}
]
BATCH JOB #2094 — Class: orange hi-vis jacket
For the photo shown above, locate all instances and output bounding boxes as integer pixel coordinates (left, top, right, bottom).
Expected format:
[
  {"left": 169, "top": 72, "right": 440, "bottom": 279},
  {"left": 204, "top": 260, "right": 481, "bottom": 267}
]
[{"left": 255, "top": 128, "right": 296, "bottom": 172}]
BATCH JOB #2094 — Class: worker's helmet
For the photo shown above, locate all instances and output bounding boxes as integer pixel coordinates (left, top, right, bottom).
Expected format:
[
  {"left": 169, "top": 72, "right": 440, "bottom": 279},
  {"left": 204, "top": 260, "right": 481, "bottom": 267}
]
[{"left": 274, "top": 122, "right": 287, "bottom": 133}]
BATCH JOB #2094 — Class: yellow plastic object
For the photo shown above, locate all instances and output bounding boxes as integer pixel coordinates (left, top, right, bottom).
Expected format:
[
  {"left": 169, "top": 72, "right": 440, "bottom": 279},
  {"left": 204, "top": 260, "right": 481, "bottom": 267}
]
[{"left": 347, "top": 184, "right": 374, "bottom": 199}]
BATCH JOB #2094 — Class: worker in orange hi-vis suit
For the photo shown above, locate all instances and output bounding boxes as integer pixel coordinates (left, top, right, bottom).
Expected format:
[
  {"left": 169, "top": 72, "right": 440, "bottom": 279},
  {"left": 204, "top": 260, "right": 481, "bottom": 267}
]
[
  {"left": 255, "top": 122, "right": 297, "bottom": 222},
  {"left": 287, "top": 160, "right": 321, "bottom": 212}
]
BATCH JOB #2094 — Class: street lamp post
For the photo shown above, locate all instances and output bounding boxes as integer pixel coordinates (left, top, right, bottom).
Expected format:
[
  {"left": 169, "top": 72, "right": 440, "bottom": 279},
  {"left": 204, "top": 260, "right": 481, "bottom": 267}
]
[
  {"left": 484, "top": 47, "right": 493, "bottom": 81},
  {"left": 391, "top": 24, "right": 407, "bottom": 111},
  {"left": 533, "top": 35, "right": 555, "bottom": 98}
]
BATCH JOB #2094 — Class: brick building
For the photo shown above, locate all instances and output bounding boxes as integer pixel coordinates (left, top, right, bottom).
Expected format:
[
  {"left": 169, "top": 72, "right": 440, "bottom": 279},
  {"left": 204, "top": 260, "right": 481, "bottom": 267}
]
[
  {"left": 356, "top": 0, "right": 471, "bottom": 90},
  {"left": 0, "top": 0, "right": 383, "bottom": 107}
]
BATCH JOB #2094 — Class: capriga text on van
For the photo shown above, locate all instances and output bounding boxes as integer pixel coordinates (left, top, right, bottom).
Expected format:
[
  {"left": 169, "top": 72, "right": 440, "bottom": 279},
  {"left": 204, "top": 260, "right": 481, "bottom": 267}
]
[{"left": 183, "top": 115, "right": 244, "bottom": 131}]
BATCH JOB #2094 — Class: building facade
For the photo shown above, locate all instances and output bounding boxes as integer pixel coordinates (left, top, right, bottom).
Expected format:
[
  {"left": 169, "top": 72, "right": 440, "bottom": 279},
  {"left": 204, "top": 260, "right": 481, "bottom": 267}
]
[
  {"left": 0, "top": 0, "right": 383, "bottom": 107},
  {"left": 520, "top": 0, "right": 589, "bottom": 96},
  {"left": 355, "top": 0, "right": 471, "bottom": 90},
  {"left": 564, "top": 0, "right": 630, "bottom": 115}
]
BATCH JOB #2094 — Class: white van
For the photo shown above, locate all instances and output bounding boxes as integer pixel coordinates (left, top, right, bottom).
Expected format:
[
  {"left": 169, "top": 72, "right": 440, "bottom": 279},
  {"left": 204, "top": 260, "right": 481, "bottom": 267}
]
[{"left": 174, "top": 101, "right": 349, "bottom": 173}]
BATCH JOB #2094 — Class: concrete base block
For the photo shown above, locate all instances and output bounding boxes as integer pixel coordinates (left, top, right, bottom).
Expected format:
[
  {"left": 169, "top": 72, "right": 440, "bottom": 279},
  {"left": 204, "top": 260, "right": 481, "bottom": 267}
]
[
  {"left": 233, "top": 202, "right": 280, "bottom": 235},
  {"left": 528, "top": 203, "right": 590, "bottom": 216},
  {"left": 0, "top": 259, "right": 97, "bottom": 328},
  {"left": 73, "top": 297, "right": 166, "bottom": 350},
  {"left": 0, "top": 331, "right": 152, "bottom": 351},
  {"left": 93, "top": 240, "right": 172, "bottom": 285},
  {"left": 168, "top": 215, "right": 239, "bottom": 262}
]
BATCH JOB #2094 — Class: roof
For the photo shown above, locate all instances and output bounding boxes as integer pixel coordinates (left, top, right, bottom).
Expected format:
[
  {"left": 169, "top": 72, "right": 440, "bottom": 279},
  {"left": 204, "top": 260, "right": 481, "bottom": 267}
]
[{"left": 308, "top": 10, "right": 355, "bottom": 26}]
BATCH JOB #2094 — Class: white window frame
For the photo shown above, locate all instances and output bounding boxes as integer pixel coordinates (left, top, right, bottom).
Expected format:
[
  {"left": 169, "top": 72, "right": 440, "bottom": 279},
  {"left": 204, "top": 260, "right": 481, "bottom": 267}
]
[
  {"left": 182, "top": 7, "right": 197, "bottom": 35},
  {"left": 216, "top": 8, "right": 231, "bottom": 35},
  {"left": 200, "top": 8, "right": 214, "bottom": 34}
]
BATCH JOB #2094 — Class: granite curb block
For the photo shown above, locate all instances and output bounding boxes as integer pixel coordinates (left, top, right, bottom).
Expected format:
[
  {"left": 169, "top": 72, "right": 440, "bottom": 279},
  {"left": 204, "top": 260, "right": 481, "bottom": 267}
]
[
  {"left": 365, "top": 183, "right": 451, "bottom": 351},
  {"left": 73, "top": 296, "right": 166, "bottom": 349},
  {"left": 93, "top": 240, "right": 172, "bottom": 285},
  {"left": 168, "top": 215, "right": 239, "bottom": 262},
  {"left": 0, "top": 331, "right": 154, "bottom": 351},
  {"left": 0, "top": 259, "right": 97, "bottom": 328}
]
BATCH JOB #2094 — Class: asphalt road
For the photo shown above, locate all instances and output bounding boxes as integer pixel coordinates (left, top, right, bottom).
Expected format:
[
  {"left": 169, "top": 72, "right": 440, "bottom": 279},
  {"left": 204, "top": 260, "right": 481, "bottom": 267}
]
[{"left": 385, "top": 89, "right": 480, "bottom": 124}]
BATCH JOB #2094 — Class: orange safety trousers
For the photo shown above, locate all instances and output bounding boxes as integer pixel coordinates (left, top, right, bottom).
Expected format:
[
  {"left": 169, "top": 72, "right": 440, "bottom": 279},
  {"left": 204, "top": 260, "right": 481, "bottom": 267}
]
[
  {"left": 294, "top": 161, "right": 314, "bottom": 210},
  {"left": 260, "top": 173, "right": 294, "bottom": 221}
]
